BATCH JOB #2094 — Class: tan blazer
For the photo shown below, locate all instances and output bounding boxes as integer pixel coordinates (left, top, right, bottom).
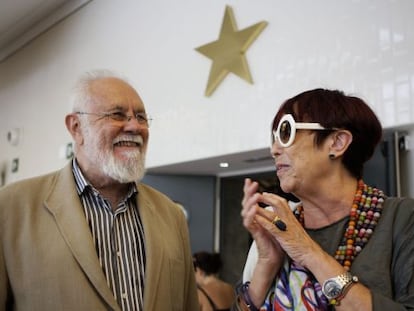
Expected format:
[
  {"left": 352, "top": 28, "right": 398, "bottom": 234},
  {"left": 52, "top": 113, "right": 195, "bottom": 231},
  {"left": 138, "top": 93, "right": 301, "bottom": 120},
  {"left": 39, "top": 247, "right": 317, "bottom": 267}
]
[{"left": 0, "top": 163, "right": 200, "bottom": 311}]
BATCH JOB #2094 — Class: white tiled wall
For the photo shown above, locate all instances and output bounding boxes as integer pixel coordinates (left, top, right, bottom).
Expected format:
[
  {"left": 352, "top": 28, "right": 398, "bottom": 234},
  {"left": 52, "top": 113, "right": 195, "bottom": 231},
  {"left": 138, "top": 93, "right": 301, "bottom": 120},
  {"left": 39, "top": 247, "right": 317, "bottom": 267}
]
[{"left": 0, "top": 0, "right": 413, "bottom": 194}]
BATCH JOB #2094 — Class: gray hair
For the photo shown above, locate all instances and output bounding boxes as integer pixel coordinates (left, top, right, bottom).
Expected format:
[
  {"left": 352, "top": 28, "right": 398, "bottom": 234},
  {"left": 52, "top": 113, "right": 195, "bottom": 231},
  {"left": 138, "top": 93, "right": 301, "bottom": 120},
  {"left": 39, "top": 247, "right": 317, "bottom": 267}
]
[{"left": 70, "top": 69, "right": 130, "bottom": 112}]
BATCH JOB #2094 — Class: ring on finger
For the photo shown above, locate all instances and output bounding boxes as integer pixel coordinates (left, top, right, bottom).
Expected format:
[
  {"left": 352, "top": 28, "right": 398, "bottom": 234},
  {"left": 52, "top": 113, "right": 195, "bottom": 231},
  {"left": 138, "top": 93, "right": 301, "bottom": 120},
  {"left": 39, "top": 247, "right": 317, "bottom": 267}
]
[{"left": 272, "top": 215, "right": 287, "bottom": 231}]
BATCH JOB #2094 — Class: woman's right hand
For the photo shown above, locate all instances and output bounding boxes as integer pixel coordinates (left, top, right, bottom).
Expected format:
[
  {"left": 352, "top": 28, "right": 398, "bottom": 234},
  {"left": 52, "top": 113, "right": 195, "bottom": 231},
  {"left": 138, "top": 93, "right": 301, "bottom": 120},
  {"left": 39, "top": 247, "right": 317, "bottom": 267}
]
[
  {"left": 241, "top": 178, "right": 284, "bottom": 274},
  {"left": 240, "top": 178, "right": 286, "bottom": 308}
]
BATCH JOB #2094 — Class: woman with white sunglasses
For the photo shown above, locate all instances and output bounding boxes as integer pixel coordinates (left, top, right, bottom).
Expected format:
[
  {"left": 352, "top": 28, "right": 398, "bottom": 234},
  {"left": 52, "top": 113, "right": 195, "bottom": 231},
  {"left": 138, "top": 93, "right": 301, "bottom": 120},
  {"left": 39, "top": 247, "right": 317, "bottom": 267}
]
[{"left": 234, "top": 88, "right": 414, "bottom": 310}]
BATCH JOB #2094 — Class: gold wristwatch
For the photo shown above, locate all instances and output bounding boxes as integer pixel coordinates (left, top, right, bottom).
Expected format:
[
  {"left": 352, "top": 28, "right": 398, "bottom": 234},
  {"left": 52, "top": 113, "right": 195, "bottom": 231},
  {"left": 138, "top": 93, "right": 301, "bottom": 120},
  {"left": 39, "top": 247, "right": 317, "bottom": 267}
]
[{"left": 322, "top": 272, "right": 358, "bottom": 305}]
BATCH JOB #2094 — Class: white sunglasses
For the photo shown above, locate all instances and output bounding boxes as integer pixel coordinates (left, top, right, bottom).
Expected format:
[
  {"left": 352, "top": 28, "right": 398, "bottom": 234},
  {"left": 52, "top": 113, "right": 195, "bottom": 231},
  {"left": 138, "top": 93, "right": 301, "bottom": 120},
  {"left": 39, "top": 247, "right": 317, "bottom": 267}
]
[{"left": 272, "top": 114, "right": 331, "bottom": 148}]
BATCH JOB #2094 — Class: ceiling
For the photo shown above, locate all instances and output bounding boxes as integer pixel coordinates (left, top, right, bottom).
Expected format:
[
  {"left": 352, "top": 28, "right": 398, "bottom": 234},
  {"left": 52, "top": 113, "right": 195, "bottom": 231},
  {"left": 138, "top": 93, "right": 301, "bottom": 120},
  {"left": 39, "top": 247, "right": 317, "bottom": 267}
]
[
  {"left": 0, "top": 0, "right": 275, "bottom": 177},
  {"left": 0, "top": 0, "right": 91, "bottom": 62},
  {"left": 147, "top": 147, "right": 275, "bottom": 177}
]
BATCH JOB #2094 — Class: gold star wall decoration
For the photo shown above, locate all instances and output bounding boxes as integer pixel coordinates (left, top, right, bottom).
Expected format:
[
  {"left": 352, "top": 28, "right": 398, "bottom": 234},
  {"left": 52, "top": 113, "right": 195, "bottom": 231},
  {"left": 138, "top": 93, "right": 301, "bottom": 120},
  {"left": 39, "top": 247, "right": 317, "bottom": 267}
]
[{"left": 195, "top": 6, "right": 268, "bottom": 97}]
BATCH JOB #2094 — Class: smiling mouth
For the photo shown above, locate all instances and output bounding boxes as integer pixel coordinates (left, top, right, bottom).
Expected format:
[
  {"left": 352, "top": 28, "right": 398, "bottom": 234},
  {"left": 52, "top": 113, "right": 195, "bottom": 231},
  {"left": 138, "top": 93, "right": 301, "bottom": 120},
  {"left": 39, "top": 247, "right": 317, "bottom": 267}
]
[
  {"left": 114, "top": 135, "right": 143, "bottom": 148},
  {"left": 114, "top": 141, "right": 141, "bottom": 147}
]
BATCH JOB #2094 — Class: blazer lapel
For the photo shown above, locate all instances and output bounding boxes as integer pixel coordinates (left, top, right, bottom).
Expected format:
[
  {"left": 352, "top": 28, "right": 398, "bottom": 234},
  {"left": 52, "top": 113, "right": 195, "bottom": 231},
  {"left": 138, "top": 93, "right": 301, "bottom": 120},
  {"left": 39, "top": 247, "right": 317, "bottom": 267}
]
[
  {"left": 137, "top": 185, "right": 164, "bottom": 311},
  {"left": 44, "top": 164, "right": 120, "bottom": 311}
]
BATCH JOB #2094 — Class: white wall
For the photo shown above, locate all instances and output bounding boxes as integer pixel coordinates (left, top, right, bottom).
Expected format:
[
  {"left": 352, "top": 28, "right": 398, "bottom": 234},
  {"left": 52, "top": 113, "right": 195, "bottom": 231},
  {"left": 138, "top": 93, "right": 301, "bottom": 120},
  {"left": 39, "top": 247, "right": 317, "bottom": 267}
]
[{"left": 1, "top": 0, "right": 414, "bottom": 190}]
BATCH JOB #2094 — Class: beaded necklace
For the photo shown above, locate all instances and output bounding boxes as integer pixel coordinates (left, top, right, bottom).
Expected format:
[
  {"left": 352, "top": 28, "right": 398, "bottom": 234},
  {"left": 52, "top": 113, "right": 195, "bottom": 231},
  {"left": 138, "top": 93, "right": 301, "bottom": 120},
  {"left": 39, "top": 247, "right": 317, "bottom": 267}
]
[{"left": 294, "top": 180, "right": 385, "bottom": 271}]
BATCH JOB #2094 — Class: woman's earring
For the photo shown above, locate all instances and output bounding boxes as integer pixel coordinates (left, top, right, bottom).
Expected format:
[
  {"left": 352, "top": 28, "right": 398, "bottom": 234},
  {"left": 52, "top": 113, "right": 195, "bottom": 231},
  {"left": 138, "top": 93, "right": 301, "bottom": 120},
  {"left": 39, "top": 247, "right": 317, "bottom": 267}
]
[{"left": 329, "top": 154, "right": 335, "bottom": 160}]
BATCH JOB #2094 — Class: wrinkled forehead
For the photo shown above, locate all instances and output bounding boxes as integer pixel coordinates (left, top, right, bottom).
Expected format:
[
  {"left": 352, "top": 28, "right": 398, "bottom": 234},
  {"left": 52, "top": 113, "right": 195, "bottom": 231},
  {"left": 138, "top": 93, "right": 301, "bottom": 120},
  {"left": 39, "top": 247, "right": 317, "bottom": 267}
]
[{"left": 88, "top": 77, "right": 145, "bottom": 111}]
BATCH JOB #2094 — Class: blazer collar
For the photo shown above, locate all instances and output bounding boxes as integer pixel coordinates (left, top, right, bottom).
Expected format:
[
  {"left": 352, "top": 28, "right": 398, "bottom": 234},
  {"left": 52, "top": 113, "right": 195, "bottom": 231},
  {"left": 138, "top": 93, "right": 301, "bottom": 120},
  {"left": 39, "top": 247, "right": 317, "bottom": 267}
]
[
  {"left": 44, "top": 162, "right": 120, "bottom": 311},
  {"left": 136, "top": 184, "right": 165, "bottom": 310},
  {"left": 44, "top": 163, "right": 166, "bottom": 311}
]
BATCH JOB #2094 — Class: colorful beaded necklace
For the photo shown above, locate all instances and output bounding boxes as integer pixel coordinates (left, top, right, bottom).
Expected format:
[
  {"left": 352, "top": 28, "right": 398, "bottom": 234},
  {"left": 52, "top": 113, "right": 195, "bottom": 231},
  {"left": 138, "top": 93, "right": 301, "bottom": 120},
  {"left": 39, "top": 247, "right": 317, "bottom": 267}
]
[{"left": 294, "top": 180, "right": 385, "bottom": 271}]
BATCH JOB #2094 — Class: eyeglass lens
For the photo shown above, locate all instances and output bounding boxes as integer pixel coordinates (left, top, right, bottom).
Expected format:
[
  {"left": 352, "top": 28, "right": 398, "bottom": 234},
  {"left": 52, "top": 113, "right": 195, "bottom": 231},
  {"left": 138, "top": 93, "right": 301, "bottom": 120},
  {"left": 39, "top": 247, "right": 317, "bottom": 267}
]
[{"left": 279, "top": 120, "right": 292, "bottom": 144}]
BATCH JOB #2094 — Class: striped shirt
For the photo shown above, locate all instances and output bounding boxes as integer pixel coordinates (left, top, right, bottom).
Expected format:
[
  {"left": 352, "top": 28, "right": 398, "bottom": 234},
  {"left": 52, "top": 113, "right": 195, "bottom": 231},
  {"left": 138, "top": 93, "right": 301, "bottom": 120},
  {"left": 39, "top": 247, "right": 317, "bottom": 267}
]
[{"left": 72, "top": 160, "right": 146, "bottom": 311}]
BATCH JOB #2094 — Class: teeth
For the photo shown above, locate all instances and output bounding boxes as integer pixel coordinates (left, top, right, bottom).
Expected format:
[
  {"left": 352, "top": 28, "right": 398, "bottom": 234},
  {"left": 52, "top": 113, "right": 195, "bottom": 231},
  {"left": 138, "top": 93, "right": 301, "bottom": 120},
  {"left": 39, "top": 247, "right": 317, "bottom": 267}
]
[
  {"left": 114, "top": 135, "right": 143, "bottom": 147},
  {"left": 116, "top": 141, "right": 140, "bottom": 147}
]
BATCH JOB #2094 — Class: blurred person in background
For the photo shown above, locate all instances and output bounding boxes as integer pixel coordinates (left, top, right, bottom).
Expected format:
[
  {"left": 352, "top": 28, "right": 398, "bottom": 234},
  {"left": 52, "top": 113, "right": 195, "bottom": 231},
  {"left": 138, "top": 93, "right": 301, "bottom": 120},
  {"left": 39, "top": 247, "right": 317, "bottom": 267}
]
[{"left": 194, "top": 251, "right": 236, "bottom": 311}]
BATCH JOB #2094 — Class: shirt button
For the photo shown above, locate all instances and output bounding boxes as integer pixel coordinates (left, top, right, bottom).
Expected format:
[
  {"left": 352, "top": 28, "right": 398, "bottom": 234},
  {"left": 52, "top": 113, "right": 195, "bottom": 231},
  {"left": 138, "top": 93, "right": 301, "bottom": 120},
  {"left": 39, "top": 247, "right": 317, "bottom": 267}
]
[{"left": 122, "top": 293, "right": 127, "bottom": 299}]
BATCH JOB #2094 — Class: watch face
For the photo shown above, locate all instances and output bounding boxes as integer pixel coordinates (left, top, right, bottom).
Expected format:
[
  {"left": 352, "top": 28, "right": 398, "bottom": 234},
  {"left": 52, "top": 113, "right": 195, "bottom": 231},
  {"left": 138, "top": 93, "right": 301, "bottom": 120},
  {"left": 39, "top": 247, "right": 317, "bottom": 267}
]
[{"left": 324, "top": 280, "right": 342, "bottom": 299}]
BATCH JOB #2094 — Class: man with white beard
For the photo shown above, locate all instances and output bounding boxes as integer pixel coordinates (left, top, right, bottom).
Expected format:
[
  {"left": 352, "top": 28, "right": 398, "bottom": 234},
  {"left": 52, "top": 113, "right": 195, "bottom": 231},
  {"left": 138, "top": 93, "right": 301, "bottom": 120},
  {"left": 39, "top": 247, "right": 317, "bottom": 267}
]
[{"left": 0, "top": 70, "right": 200, "bottom": 311}]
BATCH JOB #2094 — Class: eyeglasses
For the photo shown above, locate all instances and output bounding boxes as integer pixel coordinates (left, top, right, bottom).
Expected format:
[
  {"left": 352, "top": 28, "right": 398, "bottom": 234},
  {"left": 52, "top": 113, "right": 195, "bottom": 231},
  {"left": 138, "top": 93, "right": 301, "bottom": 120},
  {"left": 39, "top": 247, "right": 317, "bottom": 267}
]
[
  {"left": 75, "top": 111, "right": 152, "bottom": 127},
  {"left": 273, "top": 114, "right": 333, "bottom": 148}
]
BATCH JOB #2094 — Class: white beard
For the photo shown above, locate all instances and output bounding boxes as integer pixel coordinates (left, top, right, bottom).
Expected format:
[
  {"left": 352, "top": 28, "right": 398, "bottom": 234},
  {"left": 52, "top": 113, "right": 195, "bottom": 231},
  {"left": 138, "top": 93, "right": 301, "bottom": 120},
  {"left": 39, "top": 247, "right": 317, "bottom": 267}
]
[
  {"left": 81, "top": 122, "right": 146, "bottom": 183},
  {"left": 101, "top": 148, "right": 146, "bottom": 183}
]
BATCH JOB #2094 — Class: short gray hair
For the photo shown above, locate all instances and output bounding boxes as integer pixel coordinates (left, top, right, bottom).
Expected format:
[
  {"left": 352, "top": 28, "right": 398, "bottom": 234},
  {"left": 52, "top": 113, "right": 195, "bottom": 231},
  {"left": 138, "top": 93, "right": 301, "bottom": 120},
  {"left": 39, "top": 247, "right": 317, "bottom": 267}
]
[{"left": 70, "top": 69, "right": 129, "bottom": 112}]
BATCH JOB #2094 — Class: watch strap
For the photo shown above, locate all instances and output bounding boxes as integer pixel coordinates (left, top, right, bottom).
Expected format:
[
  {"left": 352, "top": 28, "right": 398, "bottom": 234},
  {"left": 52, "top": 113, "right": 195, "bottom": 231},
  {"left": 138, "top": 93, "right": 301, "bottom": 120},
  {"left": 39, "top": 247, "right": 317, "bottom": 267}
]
[{"left": 323, "top": 272, "right": 359, "bottom": 306}]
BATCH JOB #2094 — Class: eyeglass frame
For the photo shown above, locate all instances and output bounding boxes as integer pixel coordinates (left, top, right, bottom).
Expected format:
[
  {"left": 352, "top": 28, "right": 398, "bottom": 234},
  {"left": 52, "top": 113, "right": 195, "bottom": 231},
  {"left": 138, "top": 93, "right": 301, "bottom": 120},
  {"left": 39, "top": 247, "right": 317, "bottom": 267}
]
[
  {"left": 272, "top": 114, "right": 335, "bottom": 148},
  {"left": 75, "top": 111, "right": 152, "bottom": 127}
]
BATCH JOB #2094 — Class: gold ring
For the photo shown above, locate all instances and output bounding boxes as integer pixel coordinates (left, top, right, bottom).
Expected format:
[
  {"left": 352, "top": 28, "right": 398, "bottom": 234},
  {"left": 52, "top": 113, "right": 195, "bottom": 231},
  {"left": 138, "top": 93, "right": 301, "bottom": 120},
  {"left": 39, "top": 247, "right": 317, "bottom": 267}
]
[{"left": 272, "top": 215, "right": 287, "bottom": 231}]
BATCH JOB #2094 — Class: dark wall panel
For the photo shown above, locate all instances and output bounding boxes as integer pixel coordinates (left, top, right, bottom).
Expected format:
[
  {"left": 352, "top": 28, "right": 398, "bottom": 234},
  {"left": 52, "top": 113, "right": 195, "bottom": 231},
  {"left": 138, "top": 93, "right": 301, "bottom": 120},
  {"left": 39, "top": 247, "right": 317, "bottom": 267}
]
[{"left": 143, "top": 174, "right": 216, "bottom": 253}]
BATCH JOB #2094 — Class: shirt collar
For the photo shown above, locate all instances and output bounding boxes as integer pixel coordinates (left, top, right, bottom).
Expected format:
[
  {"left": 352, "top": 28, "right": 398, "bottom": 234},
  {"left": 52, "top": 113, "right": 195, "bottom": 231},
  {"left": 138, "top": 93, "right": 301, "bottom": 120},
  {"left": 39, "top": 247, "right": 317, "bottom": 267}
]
[{"left": 71, "top": 158, "right": 138, "bottom": 199}]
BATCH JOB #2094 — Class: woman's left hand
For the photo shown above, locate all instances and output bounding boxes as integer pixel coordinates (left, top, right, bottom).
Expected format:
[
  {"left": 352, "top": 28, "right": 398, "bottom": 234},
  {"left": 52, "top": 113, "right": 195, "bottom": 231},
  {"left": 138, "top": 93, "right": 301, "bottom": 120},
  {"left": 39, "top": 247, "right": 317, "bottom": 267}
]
[{"left": 254, "top": 192, "right": 323, "bottom": 268}]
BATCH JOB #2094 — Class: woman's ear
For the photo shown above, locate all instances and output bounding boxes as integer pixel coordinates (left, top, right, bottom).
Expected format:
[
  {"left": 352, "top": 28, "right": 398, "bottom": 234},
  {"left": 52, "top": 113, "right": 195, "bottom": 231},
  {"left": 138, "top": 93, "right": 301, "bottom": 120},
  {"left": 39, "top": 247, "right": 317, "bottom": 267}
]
[
  {"left": 65, "top": 113, "right": 84, "bottom": 145},
  {"left": 329, "top": 130, "right": 353, "bottom": 157}
]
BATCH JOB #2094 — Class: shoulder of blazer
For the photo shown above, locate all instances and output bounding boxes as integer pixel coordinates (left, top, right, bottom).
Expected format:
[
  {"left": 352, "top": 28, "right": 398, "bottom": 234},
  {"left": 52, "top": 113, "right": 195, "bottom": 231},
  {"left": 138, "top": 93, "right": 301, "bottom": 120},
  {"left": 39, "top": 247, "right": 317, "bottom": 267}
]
[
  {"left": 0, "top": 165, "right": 69, "bottom": 199},
  {"left": 136, "top": 183, "right": 177, "bottom": 209},
  {"left": 137, "top": 183, "right": 171, "bottom": 201},
  {"left": 136, "top": 182, "right": 184, "bottom": 221}
]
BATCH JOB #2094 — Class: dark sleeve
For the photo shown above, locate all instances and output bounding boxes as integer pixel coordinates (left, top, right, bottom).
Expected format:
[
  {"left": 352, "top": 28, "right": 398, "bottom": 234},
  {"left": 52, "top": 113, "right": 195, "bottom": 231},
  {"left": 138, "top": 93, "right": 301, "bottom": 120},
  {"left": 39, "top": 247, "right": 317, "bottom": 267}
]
[{"left": 372, "top": 198, "right": 414, "bottom": 311}]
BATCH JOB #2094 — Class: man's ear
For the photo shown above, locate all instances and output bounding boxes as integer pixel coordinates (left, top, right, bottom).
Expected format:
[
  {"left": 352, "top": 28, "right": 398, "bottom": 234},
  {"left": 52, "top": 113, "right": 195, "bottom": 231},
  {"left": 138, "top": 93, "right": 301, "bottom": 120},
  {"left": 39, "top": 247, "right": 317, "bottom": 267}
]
[
  {"left": 65, "top": 114, "right": 84, "bottom": 145},
  {"left": 329, "top": 130, "right": 353, "bottom": 157}
]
